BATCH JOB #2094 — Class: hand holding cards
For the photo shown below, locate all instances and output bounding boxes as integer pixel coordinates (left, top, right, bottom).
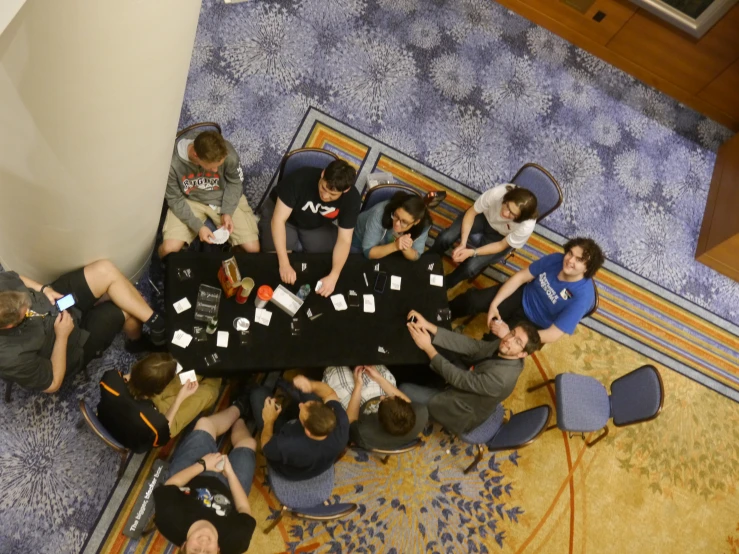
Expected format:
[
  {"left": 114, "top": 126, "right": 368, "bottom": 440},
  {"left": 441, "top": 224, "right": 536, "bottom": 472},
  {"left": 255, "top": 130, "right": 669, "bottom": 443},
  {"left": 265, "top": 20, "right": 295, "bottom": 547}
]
[{"left": 211, "top": 227, "right": 230, "bottom": 244}]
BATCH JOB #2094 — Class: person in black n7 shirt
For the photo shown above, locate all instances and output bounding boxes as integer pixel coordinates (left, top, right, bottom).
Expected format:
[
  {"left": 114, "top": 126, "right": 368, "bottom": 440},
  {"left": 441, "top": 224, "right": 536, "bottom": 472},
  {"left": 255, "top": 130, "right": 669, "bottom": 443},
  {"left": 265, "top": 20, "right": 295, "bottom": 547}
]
[
  {"left": 153, "top": 404, "right": 256, "bottom": 554},
  {"left": 258, "top": 159, "right": 359, "bottom": 298}
]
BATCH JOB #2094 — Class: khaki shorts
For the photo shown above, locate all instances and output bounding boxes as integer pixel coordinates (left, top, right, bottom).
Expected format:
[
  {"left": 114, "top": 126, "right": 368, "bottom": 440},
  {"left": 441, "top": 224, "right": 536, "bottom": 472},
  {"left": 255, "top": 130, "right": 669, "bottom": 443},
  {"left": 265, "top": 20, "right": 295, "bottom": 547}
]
[{"left": 162, "top": 196, "right": 259, "bottom": 245}]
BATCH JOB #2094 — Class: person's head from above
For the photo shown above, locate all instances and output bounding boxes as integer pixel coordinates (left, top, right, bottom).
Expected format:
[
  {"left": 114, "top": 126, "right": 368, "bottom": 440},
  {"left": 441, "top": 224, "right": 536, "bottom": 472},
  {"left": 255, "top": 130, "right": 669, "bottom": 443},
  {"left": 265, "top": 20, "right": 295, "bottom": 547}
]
[
  {"left": 377, "top": 396, "right": 416, "bottom": 436},
  {"left": 0, "top": 290, "right": 31, "bottom": 329},
  {"left": 299, "top": 400, "right": 337, "bottom": 438},
  {"left": 495, "top": 321, "right": 542, "bottom": 358},
  {"left": 562, "top": 237, "right": 604, "bottom": 280},
  {"left": 182, "top": 520, "right": 219, "bottom": 554},
  {"left": 318, "top": 160, "right": 356, "bottom": 203},
  {"left": 500, "top": 186, "right": 539, "bottom": 223},
  {"left": 382, "top": 192, "right": 432, "bottom": 239},
  {"left": 127, "top": 353, "right": 177, "bottom": 399},
  {"left": 189, "top": 131, "right": 228, "bottom": 172}
]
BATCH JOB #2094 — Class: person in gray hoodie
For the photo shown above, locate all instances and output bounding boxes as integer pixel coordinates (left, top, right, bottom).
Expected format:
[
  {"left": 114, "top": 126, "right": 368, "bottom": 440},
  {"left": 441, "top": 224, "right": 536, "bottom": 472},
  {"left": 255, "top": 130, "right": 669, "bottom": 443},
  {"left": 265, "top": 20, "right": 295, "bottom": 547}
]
[{"left": 158, "top": 130, "right": 260, "bottom": 258}]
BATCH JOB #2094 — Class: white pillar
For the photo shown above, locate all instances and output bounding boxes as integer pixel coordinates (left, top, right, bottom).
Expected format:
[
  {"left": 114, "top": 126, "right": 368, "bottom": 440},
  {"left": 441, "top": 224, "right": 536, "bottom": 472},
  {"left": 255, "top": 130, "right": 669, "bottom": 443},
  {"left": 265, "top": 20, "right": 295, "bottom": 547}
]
[{"left": 0, "top": 0, "right": 202, "bottom": 282}]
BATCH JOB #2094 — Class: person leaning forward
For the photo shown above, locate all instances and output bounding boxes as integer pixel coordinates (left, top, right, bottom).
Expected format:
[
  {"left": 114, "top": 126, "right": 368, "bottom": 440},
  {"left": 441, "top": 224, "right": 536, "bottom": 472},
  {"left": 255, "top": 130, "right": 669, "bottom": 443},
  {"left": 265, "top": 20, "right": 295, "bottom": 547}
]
[
  {"left": 400, "top": 310, "right": 542, "bottom": 435},
  {"left": 258, "top": 159, "right": 359, "bottom": 297},
  {"left": 158, "top": 129, "right": 260, "bottom": 258}
]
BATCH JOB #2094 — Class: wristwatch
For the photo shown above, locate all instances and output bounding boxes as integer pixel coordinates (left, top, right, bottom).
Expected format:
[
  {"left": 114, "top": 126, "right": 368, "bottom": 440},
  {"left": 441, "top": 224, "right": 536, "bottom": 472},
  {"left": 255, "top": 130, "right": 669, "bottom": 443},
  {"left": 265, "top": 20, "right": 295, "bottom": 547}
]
[
  {"left": 40, "top": 284, "right": 49, "bottom": 294},
  {"left": 196, "top": 458, "right": 207, "bottom": 472}
]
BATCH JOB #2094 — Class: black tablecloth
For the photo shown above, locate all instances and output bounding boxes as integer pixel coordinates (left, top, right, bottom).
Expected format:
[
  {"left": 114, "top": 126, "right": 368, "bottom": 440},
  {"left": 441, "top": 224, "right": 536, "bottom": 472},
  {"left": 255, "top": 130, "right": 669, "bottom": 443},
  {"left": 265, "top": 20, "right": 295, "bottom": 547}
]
[{"left": 165, "top": 252, "right": 449, "bottom": 375}]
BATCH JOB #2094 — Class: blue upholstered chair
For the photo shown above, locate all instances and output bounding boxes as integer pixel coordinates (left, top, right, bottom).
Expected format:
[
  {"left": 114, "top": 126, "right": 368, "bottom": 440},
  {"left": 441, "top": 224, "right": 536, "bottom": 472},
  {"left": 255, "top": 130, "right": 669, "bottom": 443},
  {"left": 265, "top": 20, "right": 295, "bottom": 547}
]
[
  {"left": 353, "top": 437, "right": 422, "bottom": 465},
  {"left": 78, "top": 399, "right": 130, "bottom": 479},
  {"left": 464, "top": 163, "right": 562, "bottom": 280},
  {"left": 263, "top": 465, "right": 357, "bottom": 534},
  {"left": 456, "top": 404, "right": 551, "bottom": 474},
  {"left": 360, "top": 183, "right": 420, "bottom": 212},
  {"left": 585, "top": 281, "right": 600, "bottom": 318},
  {"left": 257, "top": 147, "right": 339, "bottom": 211},
  {"left": 528, "top": 365, "right": 664, "bottom": 447}
]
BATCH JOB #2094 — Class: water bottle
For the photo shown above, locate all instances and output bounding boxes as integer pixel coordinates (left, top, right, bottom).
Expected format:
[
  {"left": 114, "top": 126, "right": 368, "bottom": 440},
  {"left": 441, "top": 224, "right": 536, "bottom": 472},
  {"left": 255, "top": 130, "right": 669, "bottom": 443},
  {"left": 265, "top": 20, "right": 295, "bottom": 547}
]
[{"left": 297, "top": 284, "right": 311, "bottom": 301}]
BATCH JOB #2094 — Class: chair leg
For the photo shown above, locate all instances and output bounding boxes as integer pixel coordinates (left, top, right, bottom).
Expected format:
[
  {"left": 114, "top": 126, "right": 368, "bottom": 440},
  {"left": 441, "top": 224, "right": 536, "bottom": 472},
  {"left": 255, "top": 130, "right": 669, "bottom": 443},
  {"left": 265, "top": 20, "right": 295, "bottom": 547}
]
[
  {"left": 463, "top": 444, "right": 484, "bottom": 475},
  {"left": 527, "top": 379, "right": 555, "bottom": 393},
  {"left": 585, "top": 426, "right": 609, "bottom": 447},
  {"left": 263, "top": 506, "right": 287, "bottom": 534},
  {"left": 380, "top": 455, "right": 390, "bottom": 465},
  {"left": 4, "top": 380, "right": 12, "bottom": 403},
  {"left": 117, "top": 451, "right": 128, "bottom": 480},
  {"left": 546, "top": 423, "right": 557, "bottom": 431}
]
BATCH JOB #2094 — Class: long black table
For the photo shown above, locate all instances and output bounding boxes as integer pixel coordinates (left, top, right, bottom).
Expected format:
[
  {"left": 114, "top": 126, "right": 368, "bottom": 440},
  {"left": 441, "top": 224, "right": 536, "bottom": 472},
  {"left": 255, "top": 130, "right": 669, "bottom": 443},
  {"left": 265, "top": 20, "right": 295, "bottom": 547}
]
[{"left": 166, "top": 252, "right": 449, "bottom": 375}]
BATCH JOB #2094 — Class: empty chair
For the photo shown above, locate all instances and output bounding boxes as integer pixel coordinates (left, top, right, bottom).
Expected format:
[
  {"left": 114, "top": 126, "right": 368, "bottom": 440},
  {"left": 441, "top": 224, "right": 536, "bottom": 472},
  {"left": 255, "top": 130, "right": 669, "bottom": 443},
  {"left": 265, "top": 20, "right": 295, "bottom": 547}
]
[
  {"left": 528, "top": 364, "right": 663, "bottom": 447},
  {"left": 361, "top": 183, "right": 420, "bottom": 212},
  {"left": 264, "top": 465, "right": 357, "bottom": 534},
  {"left": 456, "top": 404, "right": 551, "bottom": 474},
  {"left": 78, "top": 399, "right": 131, "bottom": 479}
]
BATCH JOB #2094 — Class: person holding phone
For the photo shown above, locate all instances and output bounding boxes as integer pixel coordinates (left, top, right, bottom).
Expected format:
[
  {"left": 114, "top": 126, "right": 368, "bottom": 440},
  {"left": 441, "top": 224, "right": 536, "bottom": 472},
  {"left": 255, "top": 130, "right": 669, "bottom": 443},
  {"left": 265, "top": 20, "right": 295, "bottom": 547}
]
[
  {"left": 351, "top": 192, "right": 432, "bottom": 261},
  {"left": 0, "top": 260, "right": 167, "bottom": 393}
]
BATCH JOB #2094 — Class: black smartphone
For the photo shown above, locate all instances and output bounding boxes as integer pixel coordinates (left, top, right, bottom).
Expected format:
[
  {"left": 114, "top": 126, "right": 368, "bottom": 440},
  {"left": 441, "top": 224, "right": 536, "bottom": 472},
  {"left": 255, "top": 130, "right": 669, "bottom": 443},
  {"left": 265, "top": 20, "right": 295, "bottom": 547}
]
[
  {"left": 56, "top": 294, "right": 76, "bottom": 311},
  {"left": 374, "top": 271, "right": 387, "bottom": 294}
]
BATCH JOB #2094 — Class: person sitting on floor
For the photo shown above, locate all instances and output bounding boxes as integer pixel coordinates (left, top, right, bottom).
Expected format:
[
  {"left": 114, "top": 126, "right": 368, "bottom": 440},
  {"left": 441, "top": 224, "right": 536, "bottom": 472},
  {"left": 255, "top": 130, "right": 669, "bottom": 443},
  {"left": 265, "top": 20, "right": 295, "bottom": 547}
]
[
  {"left": 351, "top": 192, "right": 432, "bottom": 261},
  {"left": 323, "top": 364, "right": 428, "bottom": 450},
  {"left": 0, "top": 260, "right": 166, "bottom": 394},
  {"left": 429, "top": 184, "right": 538, "bottom": 289},
  {"left": 153, "top": 404, "right": 257, "bottom": 554},
  {"left": 249, "top": 375, "right": 350, "bottom": 481},
  {"left": 97, "top": 353, "right": 222, "bottom": 453},
  {"left": 158, "top": 129, "right": 260, "bottom": 258},
  {"left": 449, "top": 237, "right": 604, "bottom": 344},
  {"left": 401, "top": 310, "right": 541, "bottom": 436},
  {"left": 258, "top": 159, "right": 359, "bottom": 297}
]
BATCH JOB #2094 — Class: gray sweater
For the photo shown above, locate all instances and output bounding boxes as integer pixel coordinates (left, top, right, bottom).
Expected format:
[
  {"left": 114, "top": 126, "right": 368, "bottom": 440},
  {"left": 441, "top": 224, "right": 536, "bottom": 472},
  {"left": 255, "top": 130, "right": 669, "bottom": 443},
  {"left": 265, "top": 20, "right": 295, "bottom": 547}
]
[
  {"left": 166, "top": 129, "right": 244, "bottom": 233},
  {"left": 427, "top": 328, "right": 524, "bottom": 435}
]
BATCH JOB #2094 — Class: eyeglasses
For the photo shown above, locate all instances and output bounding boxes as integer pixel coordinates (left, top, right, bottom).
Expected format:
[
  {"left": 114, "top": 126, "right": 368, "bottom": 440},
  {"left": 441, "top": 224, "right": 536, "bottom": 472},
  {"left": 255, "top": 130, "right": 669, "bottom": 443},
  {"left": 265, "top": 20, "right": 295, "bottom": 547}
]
[{"left": 391, "top": 211, "right": 415, "bottom": 228}]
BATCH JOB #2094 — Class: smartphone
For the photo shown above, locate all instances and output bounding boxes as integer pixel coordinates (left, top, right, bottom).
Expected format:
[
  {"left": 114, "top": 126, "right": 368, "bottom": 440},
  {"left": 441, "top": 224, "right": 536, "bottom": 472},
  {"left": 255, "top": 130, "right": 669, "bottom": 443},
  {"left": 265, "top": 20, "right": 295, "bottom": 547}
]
[
  {"left": 374, "top": 271, "right": 387, "bottom": 294},
  {"left": 56, "top": 294, "right": 76, "bottom": 312}
]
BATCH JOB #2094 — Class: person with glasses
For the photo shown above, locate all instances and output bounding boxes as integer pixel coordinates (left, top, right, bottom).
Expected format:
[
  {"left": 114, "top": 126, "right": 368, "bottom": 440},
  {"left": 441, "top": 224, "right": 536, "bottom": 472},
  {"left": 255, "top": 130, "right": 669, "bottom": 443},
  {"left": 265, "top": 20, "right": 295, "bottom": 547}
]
[
  {"left": 351, "top": 192, "right": 432, "bottom": 261},
  {"left": 400, "top": 310, "right": 541, "bottom": 436},
  {"left": 429, "top": 184, "right": 538, "bottom": 288}
]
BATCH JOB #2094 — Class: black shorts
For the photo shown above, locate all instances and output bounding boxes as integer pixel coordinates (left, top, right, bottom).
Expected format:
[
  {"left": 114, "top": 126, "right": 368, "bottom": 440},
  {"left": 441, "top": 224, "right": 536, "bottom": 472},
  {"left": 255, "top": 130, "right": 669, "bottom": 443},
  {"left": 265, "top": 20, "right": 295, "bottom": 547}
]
[{"left": 51, "top": 268, "right": 125, "bottom": 365}]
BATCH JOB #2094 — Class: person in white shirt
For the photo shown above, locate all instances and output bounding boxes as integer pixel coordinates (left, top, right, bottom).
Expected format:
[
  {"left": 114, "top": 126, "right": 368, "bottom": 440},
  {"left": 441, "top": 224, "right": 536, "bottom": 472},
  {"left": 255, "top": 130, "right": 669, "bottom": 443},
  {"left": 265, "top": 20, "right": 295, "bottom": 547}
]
[{"left": 429, "top": 184, "right": 538, "bottom": 288}]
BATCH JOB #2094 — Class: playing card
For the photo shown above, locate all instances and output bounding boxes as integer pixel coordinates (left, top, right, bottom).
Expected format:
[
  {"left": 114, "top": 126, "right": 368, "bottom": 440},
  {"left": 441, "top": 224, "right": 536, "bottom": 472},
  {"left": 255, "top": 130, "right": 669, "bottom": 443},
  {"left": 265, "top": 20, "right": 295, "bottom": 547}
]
[
  {"left": 176, "top": 362, "right": 183, "bottom": 374},
  {"left": 255, "top": 308, "right": 272, "bottom": 326},
  {"left": 173, "top": 297, "right": 192, "bottom": 313},
  {"left": 390, "top": 276, "right": 401, "bottom": 290},
  {"left": 363, "top": 294, "right": 375, "bottom": 313},
  {"left": 216, "top": 330, "right": 229, "bottom": 348},
  {"left": 331, "top": 294, "right": 348, "bottom": 311},
  {"left": 212, "top": 227, "right": 230, "bottom": 244},
  {"left": 178, "top": 369, "right": 197, "bottom": 384},
  {"left": 171, "top": 330, "right": 193, "bottom": 348},
  {"left": 430, "top": 274, "right": 444, "bottom": 287}
]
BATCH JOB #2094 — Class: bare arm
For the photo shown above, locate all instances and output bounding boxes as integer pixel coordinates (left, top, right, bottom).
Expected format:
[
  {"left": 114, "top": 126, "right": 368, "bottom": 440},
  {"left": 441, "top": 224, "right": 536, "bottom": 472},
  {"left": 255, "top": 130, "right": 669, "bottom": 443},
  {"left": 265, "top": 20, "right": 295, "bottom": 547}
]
[
  {"left": 330, "top": 227, "right": 353, "bottom": 277},
  {"left": 225, "top": 464, "right": 252, "bottom": 515},
  {"left": 43, "top": 336, "right": 68, "bottom": 393},
  {"left": 293, "top": 376, "right": 340, "bottom": 403},
  {"left": 365, "top": 367, "right": 410, "bottom": 403},
  {"left": 346, "top": 381, "right": 363, "bottom": 424},
  {"left": 471, "top": 237, "right": 510, "bottom": 257},
  {"left": 368, "top": 241, "right": 399, "bottom": 259},
  {"left": 538, "top": 324, "right": 565, "bottom": 344},
  {"left": 164, "top": 462, "right": 203, "bottom": 488},
  {"left": 271, "top": 199, "right": 294, "bottom": 265},
  {"left": 18, "top": 275, "right": 43, "bottom": 291},
  {"left": 488, "top": 268, "right": 535, "bottom": 324}
]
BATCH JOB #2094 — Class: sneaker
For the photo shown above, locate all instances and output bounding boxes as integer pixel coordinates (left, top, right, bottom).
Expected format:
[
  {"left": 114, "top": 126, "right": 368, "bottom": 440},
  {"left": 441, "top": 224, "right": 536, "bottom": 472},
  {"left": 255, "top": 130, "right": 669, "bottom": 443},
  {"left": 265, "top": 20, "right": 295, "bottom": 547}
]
[
  {"left": 124, "top": 336, "right": 167, "bottom": 354},
  {"left": 231, "top": 393, "right": 251, "bottom": 419}
]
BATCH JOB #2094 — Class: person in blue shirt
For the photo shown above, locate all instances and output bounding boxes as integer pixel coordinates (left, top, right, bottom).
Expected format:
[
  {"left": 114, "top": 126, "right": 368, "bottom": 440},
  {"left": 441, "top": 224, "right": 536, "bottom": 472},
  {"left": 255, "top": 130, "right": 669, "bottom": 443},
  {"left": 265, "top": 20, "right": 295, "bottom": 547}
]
[
  {"left": 351, "top": 192, "right": 432, "bottom": 261},
  {"left": 449, "top": 238, "right": 604, "bottom": 344}
]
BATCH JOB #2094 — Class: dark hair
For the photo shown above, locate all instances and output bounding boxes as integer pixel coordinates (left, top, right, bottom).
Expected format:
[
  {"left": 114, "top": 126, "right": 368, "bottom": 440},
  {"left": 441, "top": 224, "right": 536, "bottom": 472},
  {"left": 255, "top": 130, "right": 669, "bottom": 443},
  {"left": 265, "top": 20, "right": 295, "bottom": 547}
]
[
  {"left": 127, "top": 353, "right": 177, "bottom": 399},
  {"left": 502, "top": 186, "right": 538, "bottom": 223},
  {"left": 193, "top": 131, "right": 228, "bottom": 164},
  {"left": 378, "top": 396, "right": 416, "bottom": 436},
  {"left": 563, "top": 237, "right": 604, "bottom": 279},
  {"left": 304, "top": 402, "right": 337, "bottom": 436},
  {"left": 0, "top": 291, "right": 31, "bottom": 328},
  {"left": 323, "top": 160, "right": 356, "bottom": 192},
  {"left": 511, "top": 321, "right": 543, "bottom": 355},
  {"left": 381, "top": 192, "right": 432, "bottom": 240}
]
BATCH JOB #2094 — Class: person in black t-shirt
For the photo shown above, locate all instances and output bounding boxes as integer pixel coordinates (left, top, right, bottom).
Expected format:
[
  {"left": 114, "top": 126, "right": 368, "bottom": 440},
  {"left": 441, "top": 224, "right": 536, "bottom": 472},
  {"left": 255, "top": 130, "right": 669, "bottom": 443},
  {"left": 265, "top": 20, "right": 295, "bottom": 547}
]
[
  {"left": 249, "top": 375, "right": 350, "bottom": 481},
  {"left": 258, "top": 159, "right": 359, "bottom": 297},
  {"left": 153, "top": 404, "right": 257, "bottom": 554}
]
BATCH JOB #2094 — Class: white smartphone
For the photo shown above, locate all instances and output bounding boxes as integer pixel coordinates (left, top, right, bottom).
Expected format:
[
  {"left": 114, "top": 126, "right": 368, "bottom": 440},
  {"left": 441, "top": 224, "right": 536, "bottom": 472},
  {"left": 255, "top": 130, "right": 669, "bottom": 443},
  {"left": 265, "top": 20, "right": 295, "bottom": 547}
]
[{"left": 56, "top": 294, "right": 76, "bottom": 312}]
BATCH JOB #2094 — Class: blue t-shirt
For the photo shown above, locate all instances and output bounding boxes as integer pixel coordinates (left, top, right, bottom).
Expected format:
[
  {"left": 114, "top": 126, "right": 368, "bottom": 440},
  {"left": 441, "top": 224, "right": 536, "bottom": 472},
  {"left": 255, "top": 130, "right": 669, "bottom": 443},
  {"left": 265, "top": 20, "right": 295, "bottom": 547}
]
[{"left": 522, "top": 253, "right": 594, "bottom": 334}]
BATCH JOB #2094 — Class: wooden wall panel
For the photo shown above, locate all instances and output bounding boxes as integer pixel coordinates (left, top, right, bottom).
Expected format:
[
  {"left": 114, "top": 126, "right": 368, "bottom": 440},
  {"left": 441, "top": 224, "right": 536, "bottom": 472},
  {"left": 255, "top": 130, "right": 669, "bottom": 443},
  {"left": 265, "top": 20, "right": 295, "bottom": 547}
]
[
  {"left": 519, "top": 0, "right": 636, "bottom": 45},
  {"left": 698, "top": 59, "right": 739, "bottom": 121},
  {"left": 607, "top": 5, "right": 739, "bottom": 95}
]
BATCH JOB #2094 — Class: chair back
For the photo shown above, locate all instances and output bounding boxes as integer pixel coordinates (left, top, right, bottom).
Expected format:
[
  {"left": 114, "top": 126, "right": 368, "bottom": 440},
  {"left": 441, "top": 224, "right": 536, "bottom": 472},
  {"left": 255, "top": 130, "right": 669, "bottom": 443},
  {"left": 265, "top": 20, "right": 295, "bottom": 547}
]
[
  {"left": 585, "top": 281, "right": 600, "bottom": 318},
  {"left": 510, "top": 163, "right": 563, "bottom": 222},
  {"left": 460, "top": 404, "right": 506, "bottom": 444},
  {"left": 176, "top": 122, "right": 222, "bottom": 140},
  {"left": 365, "top": 437, "right": 422, "bottom": 457},
  {"left": 486, "top": 405, "right": 551, "bottom": 450},
  {"left": 268, "top": 465, "right": 335, "bottom": 510},
  {"left": 610, "top": 365, "right": 664, "bottom": 427},
  {"left": 279, "top": 148, "right": 339, "bottom": 182},
  {"left": 361, "top": 183, "right": 420, "bottom": 212},
  {"left": 78, "top": 399, "right": 128, "bottom": 454}
]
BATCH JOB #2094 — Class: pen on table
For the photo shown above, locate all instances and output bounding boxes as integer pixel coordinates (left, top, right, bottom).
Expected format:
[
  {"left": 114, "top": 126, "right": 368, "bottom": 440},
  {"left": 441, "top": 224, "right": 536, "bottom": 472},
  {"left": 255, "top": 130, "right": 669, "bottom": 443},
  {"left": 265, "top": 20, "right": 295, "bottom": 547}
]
[{"left": 363, "top": 272, "right": 368, "bottom": 286}]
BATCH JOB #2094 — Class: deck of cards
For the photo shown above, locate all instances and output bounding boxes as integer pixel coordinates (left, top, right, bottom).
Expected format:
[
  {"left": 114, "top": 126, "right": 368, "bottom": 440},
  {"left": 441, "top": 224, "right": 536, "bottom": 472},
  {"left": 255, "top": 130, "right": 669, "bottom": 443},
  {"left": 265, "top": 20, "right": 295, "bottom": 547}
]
[
  {"left": 172, "top": 330, "right": 193, "bottom": 348},
  {"left": 211, "top": 227, "right": 230, "bottom": 244}
]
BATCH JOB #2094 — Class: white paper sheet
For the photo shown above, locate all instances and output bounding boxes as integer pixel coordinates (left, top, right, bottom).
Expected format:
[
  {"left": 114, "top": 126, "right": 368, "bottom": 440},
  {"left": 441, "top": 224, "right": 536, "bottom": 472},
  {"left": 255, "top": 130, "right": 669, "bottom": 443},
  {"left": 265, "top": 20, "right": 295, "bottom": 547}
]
[
  {"left": 171, "top": 330, "right": 193, "bottom": 348},
  {"left": 255, "top": 308, "right": 272, "bottom": 326},
  {"left": 363, "top": 294, "right": 375, "bottom": 313},
  {"left": 390, "top": 276, "right": 401, "bottom": 290},
  {"left": 173, "top": 297, "right": 192, "bottom": 313},
  {"left": 217, "top": 330, "right": 229, "bottom": 347},
  {"left": 331, "top": 294, "right": 348, "bottom": 311}
]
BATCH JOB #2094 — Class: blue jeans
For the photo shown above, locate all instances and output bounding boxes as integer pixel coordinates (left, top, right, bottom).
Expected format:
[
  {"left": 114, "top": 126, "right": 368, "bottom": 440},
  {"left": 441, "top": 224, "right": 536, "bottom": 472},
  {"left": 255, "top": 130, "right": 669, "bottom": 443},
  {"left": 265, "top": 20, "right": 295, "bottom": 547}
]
[
  {"left": 431, "top": 212, "right": 511, "bottom": 288},
  {"left": 399, "top": 383, "right": 441, "bottom": 406},
  {"left": 169, "top": 430, "right": 256, "bottom": 494}
]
